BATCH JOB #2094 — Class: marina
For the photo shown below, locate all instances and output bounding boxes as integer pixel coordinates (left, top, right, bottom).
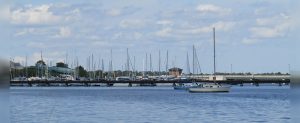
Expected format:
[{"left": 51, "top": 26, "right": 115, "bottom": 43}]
[
  {"left": 9, "top": 28, "right": 290, "bottom": 88},
  {"left": 3, "top": 0, "right": 296, "bottom": 122}
]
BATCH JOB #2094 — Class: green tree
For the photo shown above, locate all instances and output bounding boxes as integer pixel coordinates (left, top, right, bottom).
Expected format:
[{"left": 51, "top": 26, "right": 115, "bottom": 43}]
[
  {"left": 76, "top": 66, "right": 87, "bottom": 77},
  {"left": 56, "top": 62, "right": 68, "bottom": 68}
]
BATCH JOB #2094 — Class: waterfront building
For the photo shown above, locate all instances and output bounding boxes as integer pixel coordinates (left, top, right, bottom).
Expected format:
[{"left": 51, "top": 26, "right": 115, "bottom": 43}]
[{"left": 168, "top": 67, "right": 183, "bottom": 77}]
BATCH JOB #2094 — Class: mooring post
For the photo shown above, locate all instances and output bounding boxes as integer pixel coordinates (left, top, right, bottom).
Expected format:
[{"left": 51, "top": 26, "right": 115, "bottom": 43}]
[{"left": 128, "top": 82, "right": 132, "bottom": 87}]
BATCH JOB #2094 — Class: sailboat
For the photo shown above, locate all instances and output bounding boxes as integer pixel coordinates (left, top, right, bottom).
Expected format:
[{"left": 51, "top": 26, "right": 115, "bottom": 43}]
[{"left": 188, "top": 28, "right": 231, "bottom": 93}]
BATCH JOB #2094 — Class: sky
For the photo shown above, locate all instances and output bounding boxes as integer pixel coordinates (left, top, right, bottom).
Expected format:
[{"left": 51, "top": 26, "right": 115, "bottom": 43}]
[{"left": 0, "top": 0, "right": 299, "bottom": 74}]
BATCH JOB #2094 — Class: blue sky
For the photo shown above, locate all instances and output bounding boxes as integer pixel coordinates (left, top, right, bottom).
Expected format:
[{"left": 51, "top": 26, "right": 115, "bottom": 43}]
[{"left": 0, "top": 0, "right": 299, "bottom": 73}]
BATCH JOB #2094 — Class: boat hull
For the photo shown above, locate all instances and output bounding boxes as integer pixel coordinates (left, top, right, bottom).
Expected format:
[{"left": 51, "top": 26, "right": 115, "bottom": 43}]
[
  {"left": 174, "top": 86, "right": 191, "bottom": 90},
  {"left": 188, "top": 87, "right": 230, "bottom": 93}
]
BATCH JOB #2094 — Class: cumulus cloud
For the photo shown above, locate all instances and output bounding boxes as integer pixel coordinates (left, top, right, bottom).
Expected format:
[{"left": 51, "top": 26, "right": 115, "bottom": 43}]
[
  {"left": 156, "top": 20, "right": 173, "bottom": 26},
  {"left": 10, "top": 4, "right": 61, "bottom": 25},
  {"left": 249, "top": 13, "right": 291, "bottom": 39},
  {"left": 51, "top": 27, "right": 72, "bottom": 38},
  {"left": 250, "top": 27, "right": 284, "bottom": 38},
  {"left": 156, "top": 28, "right": 172, "bottom": 37},
  {"left": 26, "top": 42, "right": 46, "bottom": 49},
  {"left": 196, "top": 4, "right": 231, "bottom": 16},
  {"left": 14, "top": 28, "right": 50, "bottom": 36},
  {"left": 242, "top": 38, "right": 259, "bottom": 45},
  {"left": 59, "top": 27, "right": 72, "bottom": 38},
  {"left": 242, "top": 13, "right": 292, "bottom": 45},
  {"left": 256, "top": 13, "right": 290, "bottom": 26},
  {"left": 106, "top": 8, "right": 121, "bottom": 16},
  {"left": 156, "top": 21, "right": 235, "bottom": 37},
  {"left": 119, "top": 19, "right": 145, "bottom": 28},
  {"left": 13, "top": 56, "right": 26, "bottom": 64}
]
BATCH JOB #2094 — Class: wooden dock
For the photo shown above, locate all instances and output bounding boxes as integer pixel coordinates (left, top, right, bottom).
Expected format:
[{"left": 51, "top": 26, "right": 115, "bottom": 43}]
[{"left": 10, "top": 78, "right": 290, "bottom": 87}]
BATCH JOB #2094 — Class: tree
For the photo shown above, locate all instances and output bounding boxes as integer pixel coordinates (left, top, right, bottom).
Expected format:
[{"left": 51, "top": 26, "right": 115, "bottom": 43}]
[
  {"left": 56, "top": 62, "right": 68, "bottom": 68},
  {"left": 75, "top": 66, "right": 87, "bottom": 77},
  {"left": 35, "top": 60, "right": 46, "bottom": 66}
]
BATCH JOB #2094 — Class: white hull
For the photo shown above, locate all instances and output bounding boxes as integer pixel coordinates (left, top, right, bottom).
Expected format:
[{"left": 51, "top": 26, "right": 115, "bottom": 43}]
[{"left": 188, "top": 85, "right": 231, "bottom": 93}]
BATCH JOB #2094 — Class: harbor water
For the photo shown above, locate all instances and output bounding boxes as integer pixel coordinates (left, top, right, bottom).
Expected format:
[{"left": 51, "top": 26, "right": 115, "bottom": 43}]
[{"left": 10, "top": 86, "right": 290, "bottom": 123}]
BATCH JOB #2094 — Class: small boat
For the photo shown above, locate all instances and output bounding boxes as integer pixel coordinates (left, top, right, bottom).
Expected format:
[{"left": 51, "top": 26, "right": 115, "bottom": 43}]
[{"left": 188, "top": 83, "right": 231, "bottom": 93}]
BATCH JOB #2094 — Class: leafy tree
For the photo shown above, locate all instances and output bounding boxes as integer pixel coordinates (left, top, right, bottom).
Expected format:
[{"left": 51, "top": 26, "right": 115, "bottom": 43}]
[
  {"left": 56, "top": 62, "right": 68, "bottom": 68},
  {"left": 75, "top": 66, "right": 87, "bottom": 77}
]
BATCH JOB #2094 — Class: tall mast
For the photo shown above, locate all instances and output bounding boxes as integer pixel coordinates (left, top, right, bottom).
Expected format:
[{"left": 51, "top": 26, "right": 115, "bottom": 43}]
[
  {"left": 143, "top": 58, "right": 145, "bottom": 76},
  {"left": 25, "top": 55, "right": 28, "bottom": 78},
  {"left": 166, "top": 50, "right": 169, "bottom": 72},
  {"left": 192, "top": 45, "right": 195, "bottom": 74},
  {"left": 126, "top": 48, "right": 129, "bottom": 71},
  {"left": 158, "top": 50, "right": 161, "bottom": 75},
  {"left": 186, "top": 52, "right": 190, "bottom": 74},
  {"left": 110, "top": 49, "right": 113, "bottom": 79},
  {"left": 101, "top": 59, "right": 104, "bottom": 78},
  {"left": 213, "top": 27, "right": 216, "bottom": 81},
  {"left": 145, "top": 53, "right": 148, "bottom": 72},
  {"left": 150, "top": 53, "right": 152, "bottom": 72},
  {"left": 133, "top": 56, "right": 136, "bottom": 72}
]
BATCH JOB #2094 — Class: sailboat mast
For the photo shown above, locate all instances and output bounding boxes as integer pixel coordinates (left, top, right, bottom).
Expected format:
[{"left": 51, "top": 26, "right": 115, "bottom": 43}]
[
  {"left": 213, "top": 27, "right": 216, "bottom": 81},
  {"left": 186, "top": 52, "right": 190, "bottom": 74},
  {"left": 25, "top": 55, "right": 28, "bottom": 78},
  {"left": 166, "top": 50, "right": 169, "bottom": 72},
  {"left": 158, "top": 50, "right": 161, "bottom": 75},
  {"left": 192, "top": 45, "right": 195, "bottom": 75}
]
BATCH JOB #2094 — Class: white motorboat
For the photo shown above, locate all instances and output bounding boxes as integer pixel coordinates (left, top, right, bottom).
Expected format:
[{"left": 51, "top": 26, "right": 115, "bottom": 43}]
[{"left": 188, "top": 83, "right": 231, "bottom": 93}]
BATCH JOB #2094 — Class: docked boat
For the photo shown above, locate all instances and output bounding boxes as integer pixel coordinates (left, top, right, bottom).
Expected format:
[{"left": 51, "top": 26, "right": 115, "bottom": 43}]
[{"left": 188, "top": 83, "right": 231, "bottom": 93}]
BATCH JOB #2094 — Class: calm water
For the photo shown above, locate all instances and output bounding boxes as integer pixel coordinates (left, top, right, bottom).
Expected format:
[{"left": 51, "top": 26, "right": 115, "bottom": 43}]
[{"left": 10, "top": 86, "right": 290, "bottom": 123}]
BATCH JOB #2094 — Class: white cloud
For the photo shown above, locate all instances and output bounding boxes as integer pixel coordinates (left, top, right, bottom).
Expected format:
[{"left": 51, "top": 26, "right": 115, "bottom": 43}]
[
  {"left": 242, "top": 13, "right": 292, "bottom": 45},
  {"left": 155, "top": 21, "right": 235, "bottom": 38},
  {"left": 196, "top": 4, "right": 231, "bottom": 16},
  {"left": 212, "top": 21, "right": 235, "bottom": 31},
  {"left": 57, "top": 27, "right": 71, "bottom": 38},
  {"left": 250, "top": 13, "right": 291, "bottom": 39},
  {"left": 156, "top": 20, "right": 173, "bottom": 26},
  {"left": 106, "top": 8, "right": 121, "bottom": 16},
  {"left": 156, "top": 28, "right": 172, "bottom": 37},
  {"left": 250, "top": 27, "right": 284, "bottom": 38},
  {"left": 178, "top": 21, "right": 235, "bottom": 34},
  {"left": 29, "top": 51, "right": 66, "bottom": 65},
  {"left": 120, "top": 19, "right": 145, "bottom": 28},
  {"left": 256, "top": 13, "right": 290, "bottom": 26},
  {"left": 65, "top": 8, "right": 81, "bottom": 21},
  {"left": 242, "top": 38, "right": 259, "bottom": 45},
  {"left": 13, "top": 56, "right": 26, "bottom": 63},
  {"left": 10, "top": 4, "right": 61, "bottom": 25},
  {"left": 26, "top": 42, "right": 46, "bottom": 49},
  {"left": 14, "top": 28, "right": 47, "bottom": 36}
]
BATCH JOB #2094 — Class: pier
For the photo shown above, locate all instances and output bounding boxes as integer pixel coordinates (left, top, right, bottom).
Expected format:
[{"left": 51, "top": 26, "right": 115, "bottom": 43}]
[{"left": 10, "top": 74, "right": 290, "bottom": 87}]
